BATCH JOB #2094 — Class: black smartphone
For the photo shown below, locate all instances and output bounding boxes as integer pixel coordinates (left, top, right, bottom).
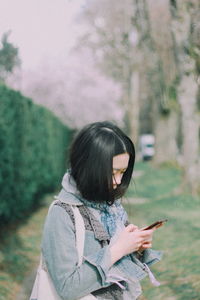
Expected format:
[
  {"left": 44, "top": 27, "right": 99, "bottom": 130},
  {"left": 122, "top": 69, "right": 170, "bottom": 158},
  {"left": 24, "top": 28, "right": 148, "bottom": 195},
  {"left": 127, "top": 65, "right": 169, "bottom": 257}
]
[{"left": 142, "top": 219, "right": 168, "bottom": 230}]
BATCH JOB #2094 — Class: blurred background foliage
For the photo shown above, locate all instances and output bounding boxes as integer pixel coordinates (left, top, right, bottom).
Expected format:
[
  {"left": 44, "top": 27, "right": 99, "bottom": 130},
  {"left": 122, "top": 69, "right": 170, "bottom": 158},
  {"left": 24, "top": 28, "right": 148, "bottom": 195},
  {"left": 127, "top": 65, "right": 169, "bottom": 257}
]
[
  {"left": 0, "top": 31, "right": 20, "bottom": 82},
  {"left": 0, "top": 84, "right": 72, "bottom": 223}
]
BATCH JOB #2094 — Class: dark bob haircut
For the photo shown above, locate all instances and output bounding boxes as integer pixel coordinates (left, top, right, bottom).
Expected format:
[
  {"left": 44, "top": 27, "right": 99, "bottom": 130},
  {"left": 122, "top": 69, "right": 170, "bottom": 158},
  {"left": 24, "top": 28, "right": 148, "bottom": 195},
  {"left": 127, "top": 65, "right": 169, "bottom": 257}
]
[{"left": 69, "top": 121, "right": 135, "bottom": 205}]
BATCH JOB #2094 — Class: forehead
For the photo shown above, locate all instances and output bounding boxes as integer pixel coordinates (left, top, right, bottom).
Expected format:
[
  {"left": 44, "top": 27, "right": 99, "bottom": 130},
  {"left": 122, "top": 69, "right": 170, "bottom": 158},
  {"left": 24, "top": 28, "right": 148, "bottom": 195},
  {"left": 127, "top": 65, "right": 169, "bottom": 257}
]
[{"left": 112, "top": 153, "right": 129, "bottom": 170}]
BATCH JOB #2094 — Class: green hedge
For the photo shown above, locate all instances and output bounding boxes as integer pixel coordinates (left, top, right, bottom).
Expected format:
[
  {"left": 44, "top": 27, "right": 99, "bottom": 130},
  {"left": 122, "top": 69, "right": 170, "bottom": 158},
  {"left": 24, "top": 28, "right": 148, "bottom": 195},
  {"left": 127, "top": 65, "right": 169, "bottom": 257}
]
[{"left": 0, "top": 84, "right": 72, "bottom": 223}]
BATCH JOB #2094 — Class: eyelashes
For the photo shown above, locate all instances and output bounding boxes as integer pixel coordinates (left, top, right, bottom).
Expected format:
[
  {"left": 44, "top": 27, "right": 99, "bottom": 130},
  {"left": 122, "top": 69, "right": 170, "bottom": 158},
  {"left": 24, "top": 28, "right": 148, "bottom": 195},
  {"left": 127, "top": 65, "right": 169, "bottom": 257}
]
[{"left": 112, "top": 170, "right": 126, "bottom": 176}]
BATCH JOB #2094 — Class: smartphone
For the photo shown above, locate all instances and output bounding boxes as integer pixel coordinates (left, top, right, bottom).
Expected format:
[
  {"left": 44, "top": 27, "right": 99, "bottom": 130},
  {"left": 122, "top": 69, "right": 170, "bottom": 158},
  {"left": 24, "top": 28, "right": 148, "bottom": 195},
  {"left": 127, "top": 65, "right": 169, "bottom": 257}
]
[{"left": 142, "top": 219, "right": 168, "bottom": 230}]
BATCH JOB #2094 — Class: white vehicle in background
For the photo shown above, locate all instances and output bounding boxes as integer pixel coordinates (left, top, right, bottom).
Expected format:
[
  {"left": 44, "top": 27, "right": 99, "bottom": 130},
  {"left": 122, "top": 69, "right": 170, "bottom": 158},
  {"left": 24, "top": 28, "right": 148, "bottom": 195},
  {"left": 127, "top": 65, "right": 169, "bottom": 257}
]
[{"left": 139, "top": 134, "right": 155, "bottom": 161}]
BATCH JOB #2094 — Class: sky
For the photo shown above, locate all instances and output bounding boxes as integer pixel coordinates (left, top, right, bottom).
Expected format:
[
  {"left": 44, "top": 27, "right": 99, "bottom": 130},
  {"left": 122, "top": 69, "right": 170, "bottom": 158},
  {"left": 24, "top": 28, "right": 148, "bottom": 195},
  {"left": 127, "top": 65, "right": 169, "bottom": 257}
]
[{"left": 0, "top": 0, "right": 85, "bottom": 70}]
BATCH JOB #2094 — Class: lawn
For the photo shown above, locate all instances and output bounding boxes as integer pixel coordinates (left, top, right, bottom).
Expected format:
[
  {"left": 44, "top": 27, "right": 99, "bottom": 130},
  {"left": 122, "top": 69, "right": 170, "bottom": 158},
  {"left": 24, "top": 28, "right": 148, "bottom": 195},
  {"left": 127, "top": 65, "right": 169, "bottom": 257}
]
[
  {"left": 125, "top": 162, "right": 200, "bottom": 300},
  {"left": 0, "top": 162, "right": 199, "bottom": 300},
  {"left": 0, "top": 194, "right": 52, "bottom": 300}
]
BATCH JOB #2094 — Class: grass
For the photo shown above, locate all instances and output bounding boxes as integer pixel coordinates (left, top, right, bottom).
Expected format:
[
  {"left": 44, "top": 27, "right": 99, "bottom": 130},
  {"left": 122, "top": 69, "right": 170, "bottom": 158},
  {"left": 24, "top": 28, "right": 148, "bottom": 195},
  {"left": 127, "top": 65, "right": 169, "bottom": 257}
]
[
  {"left": 0, "top": 162, "right": 199, "bottom": 300},
  {"left": 0, "top": 194, "right": 52, "bottom": 300},
  {"left": 125, "top": 162, "right": 200, "bottom": 300}
]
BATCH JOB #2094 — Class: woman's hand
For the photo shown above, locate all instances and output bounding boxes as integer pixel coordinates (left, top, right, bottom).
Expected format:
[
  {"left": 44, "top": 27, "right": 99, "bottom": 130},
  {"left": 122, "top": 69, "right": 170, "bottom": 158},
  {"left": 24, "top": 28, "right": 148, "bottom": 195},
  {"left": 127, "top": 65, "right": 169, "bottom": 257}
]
[
  {"left": 109, "top": 224, "right": 153, "bottom": 265},
  {"left": 137, "top": 240, "right": 152, "bottom": 253}
]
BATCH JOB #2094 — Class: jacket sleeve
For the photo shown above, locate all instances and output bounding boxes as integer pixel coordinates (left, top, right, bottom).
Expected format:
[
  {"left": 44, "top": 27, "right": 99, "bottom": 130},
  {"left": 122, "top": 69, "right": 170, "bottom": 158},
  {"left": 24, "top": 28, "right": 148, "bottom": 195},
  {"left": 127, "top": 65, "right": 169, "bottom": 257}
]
[
  {"left": 140, "top": 248, "right": 163, "bottom": 265},
  {"left": 41, "top": 205, "right": 114, "bottom": 300}
]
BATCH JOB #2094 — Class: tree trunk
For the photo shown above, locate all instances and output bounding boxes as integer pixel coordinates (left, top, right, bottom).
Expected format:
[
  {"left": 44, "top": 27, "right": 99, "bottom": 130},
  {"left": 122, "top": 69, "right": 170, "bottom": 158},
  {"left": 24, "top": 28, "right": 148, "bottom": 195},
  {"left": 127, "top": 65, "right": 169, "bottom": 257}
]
[
  {"left": 172, "top": 0, "right": 200, "bottom": 193},
  {"left": 128, "top": 71, "right": 140, "bottom": 147},
  {"left": 178, "top": 73, "right": 200, "bottom": 192},
  {"left": 153, "top": 110, "right": 179, "bottom": 163},
  {"left": 143, "top": 0, "right": 179, "bottom": 163}
]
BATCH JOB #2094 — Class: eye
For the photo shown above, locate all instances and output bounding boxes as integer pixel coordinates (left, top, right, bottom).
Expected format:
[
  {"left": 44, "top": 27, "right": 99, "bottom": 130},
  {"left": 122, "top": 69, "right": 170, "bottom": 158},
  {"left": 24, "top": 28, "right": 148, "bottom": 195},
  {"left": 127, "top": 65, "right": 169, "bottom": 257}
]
[
  {"left": 112, "top": 170, "right": 117, "bottom": 176},
  {"left": 112, "top": 169, "right": 126, "bottom": 177}
]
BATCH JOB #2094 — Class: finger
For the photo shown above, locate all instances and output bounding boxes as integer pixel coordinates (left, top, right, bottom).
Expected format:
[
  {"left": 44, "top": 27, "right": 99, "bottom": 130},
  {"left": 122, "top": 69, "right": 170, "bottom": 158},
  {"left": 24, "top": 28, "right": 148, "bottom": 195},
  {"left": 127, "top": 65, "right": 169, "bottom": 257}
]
[
  {"left": 125, "top": 224, "right": 138, "bottom": 232},
  {"left": 132, "top": 224, "right": 139, "bottom": 230},
  {"left": 142, "top": 240, "right": 152, "bottom": 245},
  {"left": 144, "top": 235, "right": 153, "bottom": 241},
  {"left": 142, "top": 238, "right": 152, "bottom": 245},
  {"left": 136, "top": 242, "right": 143, "bottom": 251},
  {"left": 140, "top": 229, "right": 154, "bottom": 236},
  {"left": 140, "top": 242, "right": 152, "bottom": 250},
  {"left": 142, "top": 242, "right": 152, "bottom": 249}
]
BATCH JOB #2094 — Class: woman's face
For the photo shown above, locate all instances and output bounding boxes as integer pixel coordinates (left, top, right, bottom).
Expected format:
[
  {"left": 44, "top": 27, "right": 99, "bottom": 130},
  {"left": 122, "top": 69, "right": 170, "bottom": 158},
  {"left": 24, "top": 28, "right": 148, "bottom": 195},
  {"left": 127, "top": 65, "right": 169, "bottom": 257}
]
[{"left": 112, "top": 153, "right": 129, "bottom": 189}]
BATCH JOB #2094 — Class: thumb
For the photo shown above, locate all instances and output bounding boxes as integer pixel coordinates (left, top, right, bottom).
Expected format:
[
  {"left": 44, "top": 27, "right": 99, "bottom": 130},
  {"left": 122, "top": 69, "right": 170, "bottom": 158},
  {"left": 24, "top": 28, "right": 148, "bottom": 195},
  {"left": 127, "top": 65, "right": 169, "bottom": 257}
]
[{"left": 125, "top": 224, "right": 138, "bottom": 232}]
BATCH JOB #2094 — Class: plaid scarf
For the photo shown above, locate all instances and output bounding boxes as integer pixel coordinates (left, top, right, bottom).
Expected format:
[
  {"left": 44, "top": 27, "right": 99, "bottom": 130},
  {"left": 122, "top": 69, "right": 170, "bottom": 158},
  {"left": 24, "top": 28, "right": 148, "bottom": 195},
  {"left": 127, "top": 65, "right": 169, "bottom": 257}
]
[{"left": 79, "top": 198, "right": 127, "bottom": 237}]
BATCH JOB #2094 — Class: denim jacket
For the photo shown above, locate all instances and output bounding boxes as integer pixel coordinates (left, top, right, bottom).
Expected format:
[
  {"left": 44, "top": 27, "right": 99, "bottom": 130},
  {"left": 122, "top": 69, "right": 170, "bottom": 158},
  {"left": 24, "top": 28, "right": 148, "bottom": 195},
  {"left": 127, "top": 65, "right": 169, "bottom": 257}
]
[{"left": 41, "top": 173, "right": 162, "bottom": 300}]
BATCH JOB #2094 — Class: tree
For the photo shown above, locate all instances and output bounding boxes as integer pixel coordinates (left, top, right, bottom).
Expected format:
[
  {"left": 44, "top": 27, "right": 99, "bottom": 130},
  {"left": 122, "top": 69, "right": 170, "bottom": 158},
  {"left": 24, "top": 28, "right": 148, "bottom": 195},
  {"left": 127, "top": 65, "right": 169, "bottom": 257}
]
[
  {"left": 142, "top": 0, "right": 179, "bottom": 163},
  {"left": 172, "top": 0, "right": 200, "bottom": 193},
  {"left": 0, "top": 31, "right": 20, "bottom": 81},
  {"left": 79, "top": 0, "right": 200, "bottom": 193},
  {"left": 79, "top": 0, "right": 141, "bottom": 145},
  {"left": 134, "top": 0, "right": 200, "bottom": 191},
  {"left": 21, "top": 50, "right": 123, "bottom": 129}
]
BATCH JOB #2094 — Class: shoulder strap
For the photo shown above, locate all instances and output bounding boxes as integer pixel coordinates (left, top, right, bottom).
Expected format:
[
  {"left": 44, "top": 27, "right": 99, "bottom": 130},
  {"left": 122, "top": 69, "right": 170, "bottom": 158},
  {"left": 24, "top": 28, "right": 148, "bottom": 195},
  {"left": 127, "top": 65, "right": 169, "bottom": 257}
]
[
  {"left": 70, "top": 205, "right": 85, "bottom": 267},
  {"left": 48, "top": 201, "right": 85, "bottom": 267}
]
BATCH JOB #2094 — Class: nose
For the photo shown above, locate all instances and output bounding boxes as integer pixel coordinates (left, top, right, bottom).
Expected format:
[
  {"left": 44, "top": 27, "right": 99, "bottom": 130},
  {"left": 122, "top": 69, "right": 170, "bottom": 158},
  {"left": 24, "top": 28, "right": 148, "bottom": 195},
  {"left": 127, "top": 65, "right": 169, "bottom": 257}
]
[{"left": 113, "top": 173, "right": 123, "bottom": 186}]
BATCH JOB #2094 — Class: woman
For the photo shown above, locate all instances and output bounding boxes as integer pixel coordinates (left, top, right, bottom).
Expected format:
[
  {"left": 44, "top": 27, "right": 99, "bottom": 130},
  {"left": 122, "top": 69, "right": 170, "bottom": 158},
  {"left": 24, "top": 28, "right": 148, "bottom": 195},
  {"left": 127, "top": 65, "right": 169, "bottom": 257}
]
[{"left": 40, "top": 121, "right": 162, "bottom": 300}]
